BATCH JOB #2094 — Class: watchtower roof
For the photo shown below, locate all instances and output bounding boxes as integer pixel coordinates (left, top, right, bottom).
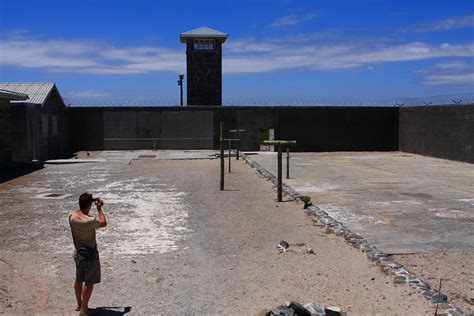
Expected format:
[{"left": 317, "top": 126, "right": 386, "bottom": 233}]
[{"left": 180, "top": 26, "right": 228, "bottom": 43}]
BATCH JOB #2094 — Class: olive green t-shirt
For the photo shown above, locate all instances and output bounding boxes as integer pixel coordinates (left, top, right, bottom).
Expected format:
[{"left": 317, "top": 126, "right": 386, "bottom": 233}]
[{"left": 69, "top": 212, "right": 102, "bottom": 249}]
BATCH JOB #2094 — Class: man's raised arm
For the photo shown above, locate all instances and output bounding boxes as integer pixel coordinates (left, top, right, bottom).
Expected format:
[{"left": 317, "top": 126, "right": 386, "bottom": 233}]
[{"left": 97, "top": 199, "right": 107, "bottom": 228}]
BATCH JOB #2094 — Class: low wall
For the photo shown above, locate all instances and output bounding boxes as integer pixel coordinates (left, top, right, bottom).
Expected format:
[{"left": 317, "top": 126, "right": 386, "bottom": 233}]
[
  {"left": 399, "top": 105, "right": 473, "bottom": 163},
  {"left": 69, "top": 106, "right": 399, "bottom": 152}
]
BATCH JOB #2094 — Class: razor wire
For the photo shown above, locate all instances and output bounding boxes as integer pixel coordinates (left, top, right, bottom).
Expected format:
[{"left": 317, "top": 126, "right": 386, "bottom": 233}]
[{"left": 65, "top": 93, "right": 474, "bottom": 107}]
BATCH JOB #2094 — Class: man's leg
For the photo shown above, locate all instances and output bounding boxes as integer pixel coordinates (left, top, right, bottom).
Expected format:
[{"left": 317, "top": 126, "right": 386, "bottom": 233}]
[
  {"left": 74, "top": 280, "right": 83, "bottom": 310},
  {"left": 80, "top": 255, "right": 100, "bottom": 314},
  {"left": 80, "top": 284, "right": 93, "bottom": 314}
]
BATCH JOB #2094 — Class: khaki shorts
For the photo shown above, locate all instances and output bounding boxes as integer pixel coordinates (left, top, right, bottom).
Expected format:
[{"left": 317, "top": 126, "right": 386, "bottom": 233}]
[{"left": 75, "top": 255, "right": 101, "bottom": 285}]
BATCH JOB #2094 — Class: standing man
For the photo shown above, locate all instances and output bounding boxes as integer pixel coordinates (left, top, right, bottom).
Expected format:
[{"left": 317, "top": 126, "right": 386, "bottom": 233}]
[{"left": 69, "top": 192, "right": 107, "bottom": 315}]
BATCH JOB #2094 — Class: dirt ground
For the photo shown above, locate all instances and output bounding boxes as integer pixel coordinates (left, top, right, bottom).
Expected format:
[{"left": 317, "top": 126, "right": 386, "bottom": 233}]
[
  {"left": 393, "top": 251, "right": 474, "bottom": 314},
  {"left": 0, "top": 153, "right": 436, "bottom": 314}
]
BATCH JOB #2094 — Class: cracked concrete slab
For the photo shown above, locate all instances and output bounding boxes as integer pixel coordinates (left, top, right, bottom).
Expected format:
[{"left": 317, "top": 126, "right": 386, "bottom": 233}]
[{"left": 248, "top": 151, "right": 474, "bottom": 254}]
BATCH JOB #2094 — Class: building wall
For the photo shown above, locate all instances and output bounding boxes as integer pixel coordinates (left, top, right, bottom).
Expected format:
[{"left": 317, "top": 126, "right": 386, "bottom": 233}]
[
  {"left": 10, "top": 101, "right": 69, "bottom": 163},
  {"left": 11, "top": 104, "right": 42, "bottom": 162},
  {"left": 399, "top": 105, "right": 474, "bottom": 163},
  {"left": 42, "top": 88, "right": 69, "bottom": 159},
  {"left": 186, "top": 40, "right": 223, "bottom": 106},
  {"left": 0, "top": 99, "right": 12, "bottom": 164},
  {"left": 69, "top": 106, "right": 399, "bottom": 152}
]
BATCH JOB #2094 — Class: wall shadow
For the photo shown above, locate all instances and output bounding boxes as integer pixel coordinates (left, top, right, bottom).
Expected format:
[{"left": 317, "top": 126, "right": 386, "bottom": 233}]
[{"left": 0, "top": 163, "right": 43, "bottom": 185}]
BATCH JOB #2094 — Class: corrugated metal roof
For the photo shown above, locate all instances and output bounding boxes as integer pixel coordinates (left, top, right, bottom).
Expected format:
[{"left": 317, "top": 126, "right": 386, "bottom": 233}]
[
  {"left": 0, "top": 83, "right": 56, "bottom": 105},
  {"left": 180, "top": 26, "right": 228, "bottom": 43},
  {"left": 0, "top": 89, "right": 29, "bottom": 100}
]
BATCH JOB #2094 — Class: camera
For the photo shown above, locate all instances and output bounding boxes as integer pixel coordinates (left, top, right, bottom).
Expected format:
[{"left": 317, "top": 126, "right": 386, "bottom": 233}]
[{"left": 92, "top": 197, "right": 104, "bottom": 207}]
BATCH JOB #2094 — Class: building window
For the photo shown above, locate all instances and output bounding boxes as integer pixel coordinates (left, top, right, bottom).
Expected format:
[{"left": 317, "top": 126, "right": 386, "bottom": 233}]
[{"left": 193, "top": 39, "right": 215, "bottom": 51}]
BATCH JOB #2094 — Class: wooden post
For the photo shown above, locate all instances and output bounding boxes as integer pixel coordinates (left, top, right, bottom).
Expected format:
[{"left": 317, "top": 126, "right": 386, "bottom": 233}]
[
  {"left": 228, "top": 139, "right": 231, "bottom": 173},
  {"left": 236, "top": 137, "right": 240, "bottom": 160},
  {"left": 277, "top": 145, "right": 282, "bottom": 202},
  {"left": 236, "top": 116, "right": 240, "bottom": 160},
  {"left": 286, "top": 147, "right": 290, "bottom": 179},
  {"left": 262, "top": 140, "right": 296, "bottom": 202},
  {"left": 220, "top": 122, "right": 224, "bottom": 191},
  {"left": 229, "top": 129, "right": 246, "bottom": 160}
]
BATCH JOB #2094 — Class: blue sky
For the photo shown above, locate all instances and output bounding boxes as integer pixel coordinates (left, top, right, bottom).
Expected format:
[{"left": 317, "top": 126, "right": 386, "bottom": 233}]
[{"left": 0, "top": 0, "right": 473, "bottom": 104}]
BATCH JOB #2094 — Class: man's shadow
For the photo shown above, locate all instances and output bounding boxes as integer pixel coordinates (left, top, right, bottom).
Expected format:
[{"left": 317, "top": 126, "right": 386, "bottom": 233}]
[{"left": 89, "top": 306, "right": 132, "bottom": 315}]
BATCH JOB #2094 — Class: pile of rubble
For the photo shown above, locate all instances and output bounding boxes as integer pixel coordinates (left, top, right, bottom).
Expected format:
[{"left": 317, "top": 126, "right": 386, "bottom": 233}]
[{"left": 256, "top": 301, "right": 343, "bottom": 316}]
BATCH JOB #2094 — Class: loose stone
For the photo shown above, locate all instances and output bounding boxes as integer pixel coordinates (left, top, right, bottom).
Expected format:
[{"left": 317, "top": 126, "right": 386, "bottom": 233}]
[
  {"left": 325, "top": 306, "right": 342, "bottom": 316},
  {"left": 289, "top": 301, "right": 310, "bottom": 316},
  {"left": 304, "top": 302, "right": 325, "bottom": 315},
  {"left": 271, "top": 305, "right": 295, "bottom": 315},
  {"left": 394, "top": 275, "right": 407, "bottom": 284},
  {"left": 432, "top": 293, "right": 448, "bottom": 303}
]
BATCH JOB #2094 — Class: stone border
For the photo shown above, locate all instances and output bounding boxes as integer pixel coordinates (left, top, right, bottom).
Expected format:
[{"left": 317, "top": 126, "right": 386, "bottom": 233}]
[{"left": 242, "top": 153, "right": 465, "bottom": 316}]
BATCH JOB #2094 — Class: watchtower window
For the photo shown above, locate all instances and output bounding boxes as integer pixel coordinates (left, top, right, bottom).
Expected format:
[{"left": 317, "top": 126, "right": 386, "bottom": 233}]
[{"left": 193, "top": 39, "right": 215, "bottom": 51}]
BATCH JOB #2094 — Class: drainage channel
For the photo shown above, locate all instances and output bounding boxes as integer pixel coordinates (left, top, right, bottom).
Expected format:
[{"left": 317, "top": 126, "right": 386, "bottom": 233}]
[{"left": 35, "top": 193, "right": 74, "bottom": 200}]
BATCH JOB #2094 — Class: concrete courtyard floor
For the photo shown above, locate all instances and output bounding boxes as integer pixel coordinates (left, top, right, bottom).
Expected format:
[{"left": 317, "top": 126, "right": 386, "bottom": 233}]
[
  {"left": 248, "top": 151, "right": 474, "bottom": 313},
  {"left": 0, "top": 150, "right": 436, "bottom": 315}
]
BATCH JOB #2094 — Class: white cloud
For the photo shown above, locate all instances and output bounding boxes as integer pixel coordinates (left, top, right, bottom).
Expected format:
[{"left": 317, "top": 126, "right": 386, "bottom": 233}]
[
  {"left": 420, "top": 60, "right": 474, "bottom": 85},
  {"left": 408, "top": 14, "right": 474, "bottom": 32},
  {"left": 434, "top": 61, "right": 469, "bottom": 70},
  {"left": 223, "top": 39, "right": 474, "bottom": 73},
  {"left": 270, "top": 13, "right": 317, "bottom": 27},
  {"left": 423, "top": 72, "right": 474, "bottom": 85},
  {"left": 0, "top": 34, "right": 185, "bottom": 75},
  {"left": 1, "top": 32, "right": 473, "bottom": 80},
  {"left": 66, "top": 90, "right": 110, "bottom": 98}
]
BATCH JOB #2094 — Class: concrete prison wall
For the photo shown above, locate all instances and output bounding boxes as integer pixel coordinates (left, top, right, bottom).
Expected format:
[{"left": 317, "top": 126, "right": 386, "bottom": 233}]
[
  {"left": 399, "top": 105, "right": 474, "bottom": 163},
  {"left": 213, "top": 106, "right": 398, "bottom": 151},
  {"left": 69, "top": 106, "right": 399, "bottom": 152},
  {"left": 102, "top": 109, "right": 214, "bottom": 149}
]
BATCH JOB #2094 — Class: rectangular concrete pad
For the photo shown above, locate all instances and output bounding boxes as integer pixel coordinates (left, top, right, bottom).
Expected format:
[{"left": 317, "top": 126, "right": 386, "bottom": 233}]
[{"left": 249, "top": 151, "right": 474, "bottom": 254}]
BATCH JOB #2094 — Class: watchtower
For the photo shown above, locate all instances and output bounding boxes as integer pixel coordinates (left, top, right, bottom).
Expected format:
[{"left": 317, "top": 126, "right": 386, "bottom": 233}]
[{"left": 180, "top": 27, "right": 228, "bottom": 106}]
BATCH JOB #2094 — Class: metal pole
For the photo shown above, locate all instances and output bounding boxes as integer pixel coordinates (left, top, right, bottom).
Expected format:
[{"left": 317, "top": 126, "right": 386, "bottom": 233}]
[
  {"left": 278, "top": 145, "right": 282, "bottom": 202},
  {"left": 220, "top": 122, "right": 224, "bottom": 191},
  {"left": 435, "top": 278, "right": 443, "bottom": 315},
  {"left": 286, "top": 147, "right": 290, "bottom": 179},
  {"left": 228, "top": 139, "right": 231, "bottom": 173},
  {"left": 178, "top": 74, "right": 184, "bottom": 106}
]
